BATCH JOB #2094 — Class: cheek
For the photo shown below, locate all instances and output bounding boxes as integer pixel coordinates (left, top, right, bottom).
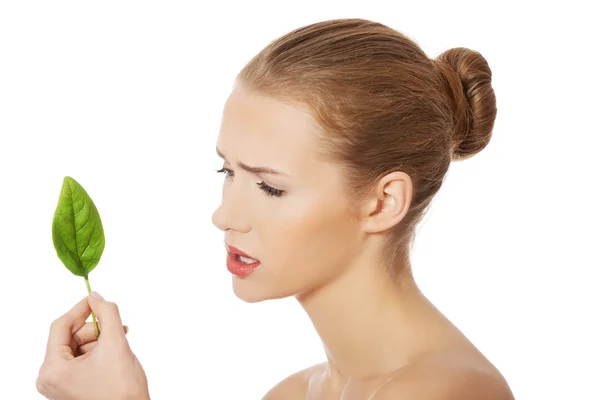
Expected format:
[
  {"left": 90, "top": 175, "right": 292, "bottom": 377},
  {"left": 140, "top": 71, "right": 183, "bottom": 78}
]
[{"left": 257, "top": 196, "right": 357, "bottom": 282}]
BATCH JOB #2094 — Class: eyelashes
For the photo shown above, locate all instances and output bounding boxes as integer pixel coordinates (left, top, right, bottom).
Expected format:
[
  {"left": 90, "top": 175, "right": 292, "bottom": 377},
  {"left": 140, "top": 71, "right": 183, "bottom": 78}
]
[
  {"left": 257, "top": 181, "right": 285, "bottom": 197},
  {"left": 216, "top": 167, "right": 285, "bottom": 198}
]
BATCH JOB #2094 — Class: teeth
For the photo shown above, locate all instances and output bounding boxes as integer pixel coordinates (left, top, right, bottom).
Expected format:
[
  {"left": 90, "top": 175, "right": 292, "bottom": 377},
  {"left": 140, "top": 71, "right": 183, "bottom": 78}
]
[{"left": 238, "top": 255, "right": 258, "bottom": 264}]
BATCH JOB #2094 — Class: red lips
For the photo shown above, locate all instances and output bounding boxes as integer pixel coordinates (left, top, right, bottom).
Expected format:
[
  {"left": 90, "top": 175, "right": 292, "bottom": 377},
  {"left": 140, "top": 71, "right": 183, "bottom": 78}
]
[
  {"left": 225, "top": 243, "right": 261, "bottom": 278},
  {"left": 225, "top": 243, "right": 259, "bottom": 261}
]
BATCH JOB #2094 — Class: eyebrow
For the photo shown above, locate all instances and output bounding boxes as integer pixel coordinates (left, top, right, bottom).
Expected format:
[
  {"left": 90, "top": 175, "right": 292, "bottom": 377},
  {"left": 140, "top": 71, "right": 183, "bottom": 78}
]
[{"left": 216, "top": 147, "right": 289, "bottom": 176}]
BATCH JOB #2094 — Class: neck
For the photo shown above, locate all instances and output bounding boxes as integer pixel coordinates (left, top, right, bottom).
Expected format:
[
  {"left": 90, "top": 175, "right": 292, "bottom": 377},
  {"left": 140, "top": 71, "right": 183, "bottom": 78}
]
[{"left": 296, "top": 252, "right": 447, "bottom": 383}]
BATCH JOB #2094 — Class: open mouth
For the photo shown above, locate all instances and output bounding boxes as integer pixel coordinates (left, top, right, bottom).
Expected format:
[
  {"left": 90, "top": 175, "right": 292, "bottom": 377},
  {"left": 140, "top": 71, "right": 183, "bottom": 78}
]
[
  {"left": 236, "top": 254, "right": 260, "bottom": 264},
  {"left": 226, "top": 250, "right": 261, "bottom": 278}
]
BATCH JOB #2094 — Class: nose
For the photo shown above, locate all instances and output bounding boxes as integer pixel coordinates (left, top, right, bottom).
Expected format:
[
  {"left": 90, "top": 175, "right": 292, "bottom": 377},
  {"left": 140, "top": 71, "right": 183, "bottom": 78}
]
[{"left": 211, "top": 183, "right": 252, "bottom": 233}]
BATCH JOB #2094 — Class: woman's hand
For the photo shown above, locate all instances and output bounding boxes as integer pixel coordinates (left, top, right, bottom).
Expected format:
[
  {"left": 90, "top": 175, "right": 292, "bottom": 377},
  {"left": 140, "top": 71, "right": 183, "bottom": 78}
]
[{"left": 36, "top": 291, "right": 150, "bottom": 400}]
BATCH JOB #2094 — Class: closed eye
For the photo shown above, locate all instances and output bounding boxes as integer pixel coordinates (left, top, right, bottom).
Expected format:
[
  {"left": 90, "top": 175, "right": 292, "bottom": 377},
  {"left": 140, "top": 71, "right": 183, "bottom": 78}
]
[{"left": 216, "top": 167, "right": 286, "bottom": 198}]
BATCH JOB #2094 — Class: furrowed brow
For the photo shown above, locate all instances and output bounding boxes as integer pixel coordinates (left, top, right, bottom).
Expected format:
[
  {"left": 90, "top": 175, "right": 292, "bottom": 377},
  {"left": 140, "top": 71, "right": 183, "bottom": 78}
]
[{"left": 216, "top": 146, "right": 288, "bottom": 176}]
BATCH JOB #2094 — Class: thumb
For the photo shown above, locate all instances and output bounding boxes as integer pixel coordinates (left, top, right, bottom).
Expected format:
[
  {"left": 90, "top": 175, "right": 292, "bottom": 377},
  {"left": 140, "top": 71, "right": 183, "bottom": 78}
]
[{"left": 87, "top": 291, "right": 127, "bottom": 343}]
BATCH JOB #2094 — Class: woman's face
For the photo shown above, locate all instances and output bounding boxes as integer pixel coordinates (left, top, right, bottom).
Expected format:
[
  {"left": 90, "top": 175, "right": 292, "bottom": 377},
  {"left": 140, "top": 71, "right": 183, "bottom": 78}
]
[{"left": 211, "top": 86, "right": 363, "bottom": 303}]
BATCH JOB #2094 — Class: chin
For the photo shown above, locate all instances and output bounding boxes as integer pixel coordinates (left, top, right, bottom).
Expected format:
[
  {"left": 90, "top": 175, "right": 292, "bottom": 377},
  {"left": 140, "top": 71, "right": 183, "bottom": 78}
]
[{"left": 231, "top": 276, "right": 294, "bottom": 303}]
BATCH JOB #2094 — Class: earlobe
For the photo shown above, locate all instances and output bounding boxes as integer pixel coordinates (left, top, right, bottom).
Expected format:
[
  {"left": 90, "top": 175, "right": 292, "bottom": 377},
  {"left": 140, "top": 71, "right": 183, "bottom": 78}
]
[{"left": 360, "top": 172, "right": 412, "bottom": 234}]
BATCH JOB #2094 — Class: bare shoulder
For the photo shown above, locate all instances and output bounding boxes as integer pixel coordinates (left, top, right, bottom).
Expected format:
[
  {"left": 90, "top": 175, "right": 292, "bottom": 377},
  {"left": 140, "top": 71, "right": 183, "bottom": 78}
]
[
  {"left": 371, "top": 354, "right": 514, "bottom": 400},
  {"left": 262, "top": 362, "right": 326, "bottom": 400}
]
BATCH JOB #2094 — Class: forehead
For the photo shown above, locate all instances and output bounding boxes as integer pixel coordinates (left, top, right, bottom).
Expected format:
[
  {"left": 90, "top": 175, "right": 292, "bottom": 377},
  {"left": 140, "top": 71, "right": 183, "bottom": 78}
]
[{"left": 217, "top": 88, "right": 322, "bottom": 166}]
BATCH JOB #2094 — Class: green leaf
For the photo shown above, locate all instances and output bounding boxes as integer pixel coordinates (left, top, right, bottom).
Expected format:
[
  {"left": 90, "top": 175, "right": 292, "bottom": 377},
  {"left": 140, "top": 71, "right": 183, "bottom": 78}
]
[{"left": 52, "top": 176, "right": 105, "bottom": 278}]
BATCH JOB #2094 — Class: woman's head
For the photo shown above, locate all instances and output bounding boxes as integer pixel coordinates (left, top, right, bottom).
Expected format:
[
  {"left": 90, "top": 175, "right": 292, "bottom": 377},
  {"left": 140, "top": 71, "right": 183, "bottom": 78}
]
[{"left": 212, "top": 18, "right": 496, "bottom": 303}]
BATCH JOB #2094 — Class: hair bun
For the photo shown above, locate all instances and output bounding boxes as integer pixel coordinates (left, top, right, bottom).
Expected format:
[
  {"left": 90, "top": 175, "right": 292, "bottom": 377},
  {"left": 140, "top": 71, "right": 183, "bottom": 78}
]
[{"left": 435, "top": 47, "right": 497, "bottom": 160}]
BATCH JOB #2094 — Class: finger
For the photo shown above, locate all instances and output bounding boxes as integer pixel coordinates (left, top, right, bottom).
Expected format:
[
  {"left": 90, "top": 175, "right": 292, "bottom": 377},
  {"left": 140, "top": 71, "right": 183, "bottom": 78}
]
[
  {"left": 77, "top": 340, "right": 97, "bottom": 355},
  {"left": 46, "top": 296, "right": 92, "bottom": 361},
  {"left": 71, "top": 323, "right": 129, "bottom": 354},
  {"left": 76, "top": 326, "right": 129, "bottom": 356},
  {"left": 86, "top": 292, "right": 127, "bottom": 345}
]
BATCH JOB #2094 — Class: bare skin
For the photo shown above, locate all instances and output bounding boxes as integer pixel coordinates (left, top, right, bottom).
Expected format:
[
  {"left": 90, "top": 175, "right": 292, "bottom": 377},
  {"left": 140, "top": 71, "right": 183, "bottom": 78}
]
[
  {"left": 212, "top": 85, "right": 514, "bottom": 400},
  {"left": 36, "top": 293, "right": 150, "bottom": 400}
]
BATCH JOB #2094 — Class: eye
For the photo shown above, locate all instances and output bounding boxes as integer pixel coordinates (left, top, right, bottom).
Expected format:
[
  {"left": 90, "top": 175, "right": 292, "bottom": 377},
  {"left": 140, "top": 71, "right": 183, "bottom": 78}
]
[
  {"left": 216, "top": 167, "right": 286, "bottom": 198},
  {"left": 216, "top": 167, "right": 234, "bottom": 178},
  {"left": 257, "top": 181, "right": 285, "bottom": 198}
]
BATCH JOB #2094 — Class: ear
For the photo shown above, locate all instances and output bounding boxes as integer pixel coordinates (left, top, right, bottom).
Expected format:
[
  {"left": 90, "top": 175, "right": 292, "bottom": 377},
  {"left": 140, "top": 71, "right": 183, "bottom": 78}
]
[{"left": 359, "top": 171, "right": 413, "bottom": 234}]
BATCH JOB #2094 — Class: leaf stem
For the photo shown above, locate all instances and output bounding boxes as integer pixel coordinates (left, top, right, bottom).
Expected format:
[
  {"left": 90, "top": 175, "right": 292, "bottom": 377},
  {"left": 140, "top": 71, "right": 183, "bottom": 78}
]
[{"left": 84, "top": 275, "right": 100, "bottom": 338}]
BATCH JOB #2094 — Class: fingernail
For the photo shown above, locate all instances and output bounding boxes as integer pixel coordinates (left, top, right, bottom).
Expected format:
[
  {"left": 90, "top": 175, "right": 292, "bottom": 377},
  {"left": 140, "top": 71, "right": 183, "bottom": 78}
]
[{"left": 91, "top": 291, "right": 104, "bottom": 300}]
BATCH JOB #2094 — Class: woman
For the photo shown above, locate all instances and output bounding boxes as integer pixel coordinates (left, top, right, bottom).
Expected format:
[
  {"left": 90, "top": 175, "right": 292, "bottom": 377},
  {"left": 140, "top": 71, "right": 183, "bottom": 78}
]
[{"left": 36, "top": 18, "right": 514, "bottom": 399}]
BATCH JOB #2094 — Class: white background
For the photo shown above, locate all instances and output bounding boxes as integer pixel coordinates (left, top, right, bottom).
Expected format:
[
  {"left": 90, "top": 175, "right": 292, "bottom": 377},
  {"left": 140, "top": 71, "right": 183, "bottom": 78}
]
[{"left": 1, "top": 1, "right": 598, "bottom": 399}]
